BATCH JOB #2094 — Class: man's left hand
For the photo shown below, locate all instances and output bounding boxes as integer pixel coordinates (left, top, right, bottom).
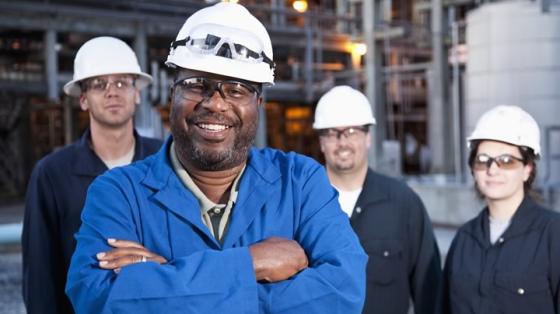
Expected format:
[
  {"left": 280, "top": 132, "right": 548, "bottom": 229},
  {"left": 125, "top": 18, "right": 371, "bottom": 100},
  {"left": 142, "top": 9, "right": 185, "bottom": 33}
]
[{"left": 96, "top": 239, "right": 167, "bottom": 273}]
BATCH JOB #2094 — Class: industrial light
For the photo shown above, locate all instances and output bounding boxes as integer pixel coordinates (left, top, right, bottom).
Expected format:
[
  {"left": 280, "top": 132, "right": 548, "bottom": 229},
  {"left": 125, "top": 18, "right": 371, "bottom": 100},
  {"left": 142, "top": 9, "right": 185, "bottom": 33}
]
[
  {"left": 293, "top": 0, "right": 308, "bottom": 13},
  {"left": 221, "top": 0, "right": 239, "bottom": 3},
  {"left": 352, "top": 42, "right": 367, "bottom": 56}
]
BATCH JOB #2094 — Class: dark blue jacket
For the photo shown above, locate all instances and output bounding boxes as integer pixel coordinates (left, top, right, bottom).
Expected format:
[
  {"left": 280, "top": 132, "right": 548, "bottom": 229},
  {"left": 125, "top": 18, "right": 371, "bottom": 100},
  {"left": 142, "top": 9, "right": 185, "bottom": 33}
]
[
  {"left": 442, "top": 196, "right": 560, "bottom": 314},
  {"left": 66, "top": 137, "right": 367, "bottom": 314},
  {"left": 350, "top": 169, "right": 442, "bottom": 314},
  {"left": 22, "top": 129, "right": 162, "bottom": 314}
]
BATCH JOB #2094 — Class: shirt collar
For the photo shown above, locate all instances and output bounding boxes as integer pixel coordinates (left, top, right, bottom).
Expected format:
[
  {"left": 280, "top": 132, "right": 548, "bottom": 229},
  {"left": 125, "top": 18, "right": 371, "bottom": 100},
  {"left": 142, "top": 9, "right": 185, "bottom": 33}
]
[
  {"left": 465, "top": 196, "right": 543, "bottom": 247},
  {"left": 169, "top": 141, "right": 245, "bottom": 214}
]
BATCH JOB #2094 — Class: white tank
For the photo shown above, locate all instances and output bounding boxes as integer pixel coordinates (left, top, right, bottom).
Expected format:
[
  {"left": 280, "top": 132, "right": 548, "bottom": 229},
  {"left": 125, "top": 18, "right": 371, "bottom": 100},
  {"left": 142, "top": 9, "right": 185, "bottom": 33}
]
[{"left": 466, "top": 1, "right": 560, "bottom": 185}]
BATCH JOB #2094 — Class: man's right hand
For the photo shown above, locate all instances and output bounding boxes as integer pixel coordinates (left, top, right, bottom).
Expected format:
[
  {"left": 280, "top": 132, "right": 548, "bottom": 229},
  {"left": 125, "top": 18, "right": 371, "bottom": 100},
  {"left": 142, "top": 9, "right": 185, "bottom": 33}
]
[{"left": 249, "top": 237, "right": 309, "bottom": 282}]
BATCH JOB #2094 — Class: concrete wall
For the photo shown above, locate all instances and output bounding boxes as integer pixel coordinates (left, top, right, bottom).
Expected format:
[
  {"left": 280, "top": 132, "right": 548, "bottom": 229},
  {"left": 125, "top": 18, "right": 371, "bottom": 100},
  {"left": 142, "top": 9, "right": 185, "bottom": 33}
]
[
  {"left": 409, "top": 182, "right": 483, "bottom": 226},
  {"left": 410, "top": 182, "right": 560, "bottom": 227}
]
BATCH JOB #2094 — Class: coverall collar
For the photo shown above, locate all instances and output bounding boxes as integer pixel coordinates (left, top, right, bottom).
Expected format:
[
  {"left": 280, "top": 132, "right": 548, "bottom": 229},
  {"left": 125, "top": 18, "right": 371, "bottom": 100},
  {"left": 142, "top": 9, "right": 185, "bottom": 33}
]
[
  {"left": 466, "top": 196, "right": 541, "bottom": 248},
  {"left": 354, "top": 168, "right": 390, "bottom": 209},
  {"left": 142, "top": 136, "right": 281, "bottom": 248}
]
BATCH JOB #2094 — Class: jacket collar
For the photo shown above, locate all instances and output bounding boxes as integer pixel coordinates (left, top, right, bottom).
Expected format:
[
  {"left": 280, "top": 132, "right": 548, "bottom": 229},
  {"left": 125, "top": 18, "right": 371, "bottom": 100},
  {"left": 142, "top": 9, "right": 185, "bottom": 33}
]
[
  {"left": 222, "top": 147, "right": 281, "bottom": 247},
  {"left": 355, "top": 168, "right": 389, "bottom": 208},
  {"left": 463, "top": 196, "right": 542, "bottom": 248},
  {"left": 142, "top": 136, "right": 281, "bottom": 248},
  {"left": 71, "top": 129, "right": 107, "bottom": 176},
  {"left": 71, "top": 128, "right": 147, "bottom": 177}
]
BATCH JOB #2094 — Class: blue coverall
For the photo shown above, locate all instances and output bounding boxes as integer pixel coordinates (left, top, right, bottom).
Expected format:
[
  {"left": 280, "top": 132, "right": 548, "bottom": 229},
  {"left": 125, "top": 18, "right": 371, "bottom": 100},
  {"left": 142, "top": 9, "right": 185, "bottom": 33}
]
[{"left": 66, "top": 137, "right": 367, "bottom": 313}]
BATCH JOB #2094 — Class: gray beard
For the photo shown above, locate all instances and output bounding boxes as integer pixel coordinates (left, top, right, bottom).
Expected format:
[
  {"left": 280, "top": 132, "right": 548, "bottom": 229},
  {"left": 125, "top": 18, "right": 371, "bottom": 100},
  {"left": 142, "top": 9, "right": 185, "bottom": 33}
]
[
  {"left": 173, "top": 124, "right": 256, "bottom": 171},
  {"left": 186, "top": 137, "right": 253, "bottom": 171}
]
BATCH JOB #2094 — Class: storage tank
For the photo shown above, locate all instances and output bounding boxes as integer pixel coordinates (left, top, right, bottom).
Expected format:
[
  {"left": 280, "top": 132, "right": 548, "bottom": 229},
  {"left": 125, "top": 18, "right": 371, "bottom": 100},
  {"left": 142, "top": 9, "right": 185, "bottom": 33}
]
[{"left": 466, "top": 1, "right": 560, "bottom": 186}]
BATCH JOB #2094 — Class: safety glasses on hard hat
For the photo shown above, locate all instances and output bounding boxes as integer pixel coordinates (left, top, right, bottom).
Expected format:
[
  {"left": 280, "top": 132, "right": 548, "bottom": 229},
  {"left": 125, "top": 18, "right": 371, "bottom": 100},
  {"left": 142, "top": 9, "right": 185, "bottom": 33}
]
[
  {"left": 171, "top": 35, "right": 274, "bottom": 70},
  {"left": 472, "top": 153, "right": 525, "bottom": 171},
  {"left": 173, "top": 76, "right": 260, "bottom": 106},
  {"left": 170, "top": 24, "right": 274, "bottom": 70}
]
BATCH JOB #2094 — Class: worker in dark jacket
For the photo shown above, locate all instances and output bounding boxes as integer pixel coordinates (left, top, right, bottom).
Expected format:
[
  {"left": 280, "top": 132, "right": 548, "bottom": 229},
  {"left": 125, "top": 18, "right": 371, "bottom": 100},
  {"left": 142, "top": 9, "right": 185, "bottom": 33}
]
[
  {"left": 21, "top": 36, "right": 162, "bottom": 314},
  {"left": 442, "top": 105, "right": 560, "bottom": 314},
  {"left": 313, "top": 85, "right": 442, "bottom": 314}
]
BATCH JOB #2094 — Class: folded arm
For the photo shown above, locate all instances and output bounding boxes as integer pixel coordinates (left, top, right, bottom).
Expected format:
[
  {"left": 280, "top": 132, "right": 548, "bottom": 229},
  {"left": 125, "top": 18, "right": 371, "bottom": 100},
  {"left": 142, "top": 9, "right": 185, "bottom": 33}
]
[{"left": 67, "top": 166, "right": 366, "bottom": 313}]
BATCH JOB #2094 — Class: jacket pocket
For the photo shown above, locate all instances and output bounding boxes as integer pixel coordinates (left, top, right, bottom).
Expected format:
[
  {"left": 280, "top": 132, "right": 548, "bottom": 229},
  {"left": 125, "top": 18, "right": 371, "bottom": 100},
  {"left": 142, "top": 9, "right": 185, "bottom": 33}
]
[
  {"left": 494, "top": 273, "right": 549, "bottom": 295},
  {"left": 494, "top": 273, "right": 554, "bottom": 314},
  {"left": 364, "top": 239, "right": 402, "bottom": 285}
]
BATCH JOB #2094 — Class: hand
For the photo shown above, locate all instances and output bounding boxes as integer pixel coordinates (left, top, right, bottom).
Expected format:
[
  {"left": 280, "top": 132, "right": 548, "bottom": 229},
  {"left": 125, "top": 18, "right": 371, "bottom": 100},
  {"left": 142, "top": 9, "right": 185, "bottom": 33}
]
[
  {"left": 96, "top": 238, "right": 167, "bottom": 273},
  {"left": 249, "top": 237, "right": 308, "bottom": 282}
]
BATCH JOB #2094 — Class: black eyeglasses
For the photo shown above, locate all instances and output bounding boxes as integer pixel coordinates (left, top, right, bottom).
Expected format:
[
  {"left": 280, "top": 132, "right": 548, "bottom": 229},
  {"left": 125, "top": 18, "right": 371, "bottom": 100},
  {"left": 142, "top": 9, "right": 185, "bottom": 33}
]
[
  {"left": 319, "top": 126, "right": 369, "bottom": 141},
  {"left": 472, "top": 154, "right": 525, "bottom": 171},
  {"left": 173, "top": 77, "right": 260, "bottom": 106}
]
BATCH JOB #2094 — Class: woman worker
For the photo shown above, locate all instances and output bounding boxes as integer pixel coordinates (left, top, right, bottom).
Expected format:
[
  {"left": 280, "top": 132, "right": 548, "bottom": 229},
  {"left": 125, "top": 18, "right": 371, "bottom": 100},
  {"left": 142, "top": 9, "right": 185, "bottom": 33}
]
[{"left": 441, "top": 105, "right": 560, "bottom": 314}]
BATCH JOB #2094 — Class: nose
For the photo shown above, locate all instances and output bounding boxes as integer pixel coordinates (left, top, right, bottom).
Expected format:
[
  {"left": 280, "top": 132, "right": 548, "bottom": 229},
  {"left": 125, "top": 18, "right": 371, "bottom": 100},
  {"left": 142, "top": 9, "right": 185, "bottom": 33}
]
[
  {"left": 334, "top": 136, "right": 352, "bottom": 149},
  {"left": 200, "top": 89, "right": 229, "bottom": 112},
  {"left": 486, "top": 159, "right": 500, "bottom": 175},
  {"left": 104, "top": 82, "right": 120, "bottom": 97}
]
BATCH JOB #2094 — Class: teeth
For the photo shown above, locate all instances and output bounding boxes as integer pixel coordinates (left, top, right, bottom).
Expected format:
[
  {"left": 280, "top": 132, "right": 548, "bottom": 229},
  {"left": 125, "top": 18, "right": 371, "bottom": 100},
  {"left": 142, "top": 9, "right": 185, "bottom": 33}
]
[
  {"left": 198, "top": 123, "right": 229, "bottom": 131},
  {"left": 337, "top": 150, "right": 352, "bottom": 157}
]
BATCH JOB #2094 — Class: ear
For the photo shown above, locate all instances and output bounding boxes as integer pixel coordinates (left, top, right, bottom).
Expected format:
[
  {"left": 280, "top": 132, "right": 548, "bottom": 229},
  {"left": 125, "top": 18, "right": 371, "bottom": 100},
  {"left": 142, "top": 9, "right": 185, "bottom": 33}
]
[
  {"left": 134, "top": 89, "right": 141, "bottom": 106},
  {"left": 169, "top": 86, "right": 179, "bottom": 107},
  {"left": 79, "top": 93, "right": 89, "bottom": 111},
  {"left": 522, "top": 162, "right": 533, "bottom": 182},
  {"left": 318, "top": 136, "right": 327, "bottom": 153},
  {"left": 317, "top": 135, "right": 327, "bottom": 155},
  {"left": 169, "top": 87, "right": 179, "bottom": 115},
  {"left": 365, "top": 130, "right": 372, "bottom": 149},
  {"left": 257, "top": 96, "right": 264, "bottom": 107}
]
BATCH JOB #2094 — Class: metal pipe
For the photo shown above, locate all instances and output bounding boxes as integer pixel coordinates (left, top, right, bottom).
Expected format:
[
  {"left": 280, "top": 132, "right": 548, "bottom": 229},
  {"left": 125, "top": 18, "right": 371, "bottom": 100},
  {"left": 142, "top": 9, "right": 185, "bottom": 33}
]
[
  {"left": 363, "top": 0, "right": 384, "bottom": 169},
  {"left": 451, "top": 16, "right": 464, "bottom": 181},
  {"left": 134, "top": 29, "right": 152, "bottom": 135},
  {"left": 44, "top": 29, "right": 58, "bottom": 102},
  {"left": 255, "top": 89, "right": 268, "bottom": 149},
  {"left": 304, "top": 15, "right": 314, "bottom": 103},
  {"left": 428, "top": 0, "right": 450, "bottom": 173}
]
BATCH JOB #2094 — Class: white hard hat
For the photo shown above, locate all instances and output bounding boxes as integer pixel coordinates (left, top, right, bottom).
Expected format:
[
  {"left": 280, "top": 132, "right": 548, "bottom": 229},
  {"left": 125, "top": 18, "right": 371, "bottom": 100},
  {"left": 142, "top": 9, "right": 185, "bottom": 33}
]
[
  {"left": 313, "top": 86, "right": 376, "bottom": 129},
  {"left": 166, "top": 2, "right": 275, "bottom": 85},
  {"left": 63, "top": 36, "right": 152, "bottom": 96},
  {"left": 467, "top": 105, "right": 541, "bottom": 155}
]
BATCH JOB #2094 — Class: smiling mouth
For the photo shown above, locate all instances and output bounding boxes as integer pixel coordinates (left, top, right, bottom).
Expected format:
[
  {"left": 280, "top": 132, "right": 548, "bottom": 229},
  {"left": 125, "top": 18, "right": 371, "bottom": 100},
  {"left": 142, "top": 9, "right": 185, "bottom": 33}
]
[
  {"left": 336, "top": 149, "right": 354, "bottom": 156},
  {"left": 196, "top": 123, "right": 231, "bottom": 132},
  {"left": 485, "top": 181, "right": 504, "bottom": 186},
  {"left": 106, "top": 104, "right": 124, "bottom": 109}
]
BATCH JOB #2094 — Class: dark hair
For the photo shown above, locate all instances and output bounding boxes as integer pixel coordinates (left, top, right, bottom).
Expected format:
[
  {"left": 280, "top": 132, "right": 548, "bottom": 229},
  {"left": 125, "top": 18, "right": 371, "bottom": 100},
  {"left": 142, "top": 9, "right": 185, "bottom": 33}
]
[
  {"left": 468, "top": 140, "right": 539, "bottom": 198},
  {"left": 79, "top": 81, "right": 88, "bottom": 93}
]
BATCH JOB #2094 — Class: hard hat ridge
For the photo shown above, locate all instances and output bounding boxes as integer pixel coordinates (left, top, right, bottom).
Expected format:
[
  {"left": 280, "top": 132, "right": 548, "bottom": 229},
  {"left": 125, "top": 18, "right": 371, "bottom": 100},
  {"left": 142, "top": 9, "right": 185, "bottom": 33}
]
[
  {"left": 313, "top": 86, "right": 376, "bottom": 129},
  {"left": 467, "top": 105, "right": 541, "bottom": 155}
]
